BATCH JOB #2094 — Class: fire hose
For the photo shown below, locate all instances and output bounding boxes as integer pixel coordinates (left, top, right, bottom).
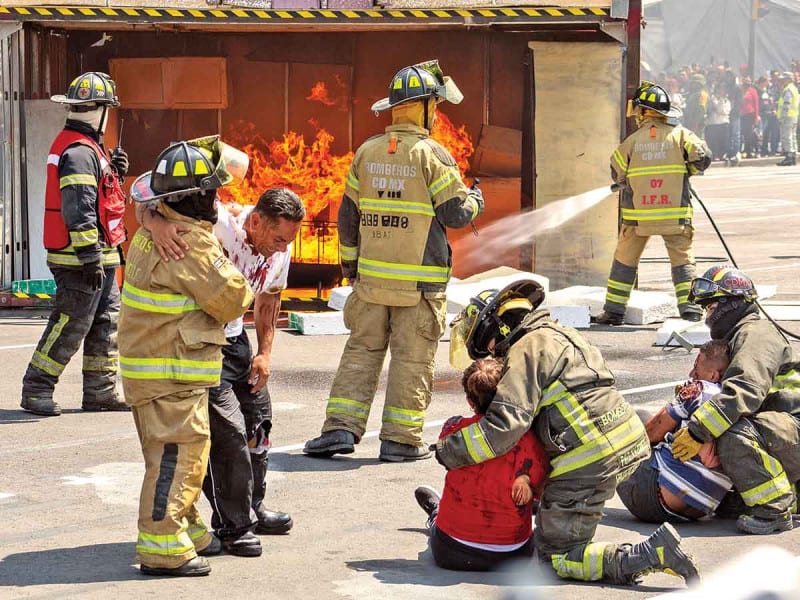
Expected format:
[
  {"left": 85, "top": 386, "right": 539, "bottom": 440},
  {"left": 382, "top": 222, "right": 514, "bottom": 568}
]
[
  {"left": 610, "top": 182, "right": 800, "bottom": 341},
  {"left": 687, "top": 182, "right": 800, "bottom": 342}
]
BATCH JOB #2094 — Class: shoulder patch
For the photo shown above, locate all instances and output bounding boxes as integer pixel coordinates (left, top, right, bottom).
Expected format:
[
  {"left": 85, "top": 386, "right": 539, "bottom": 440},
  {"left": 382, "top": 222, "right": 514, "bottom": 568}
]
[{"left": 422, "top": 138, "right": 457, "bottom": 167}]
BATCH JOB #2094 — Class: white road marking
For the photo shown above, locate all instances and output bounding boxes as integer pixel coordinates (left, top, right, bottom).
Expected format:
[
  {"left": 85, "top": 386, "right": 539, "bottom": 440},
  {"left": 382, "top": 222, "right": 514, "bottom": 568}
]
[
  {"left": 0, "top": 492, "right": 15, "bottom": 500},
  {"left": 0, "top": 343, "right": 36, "bottom": 351}
]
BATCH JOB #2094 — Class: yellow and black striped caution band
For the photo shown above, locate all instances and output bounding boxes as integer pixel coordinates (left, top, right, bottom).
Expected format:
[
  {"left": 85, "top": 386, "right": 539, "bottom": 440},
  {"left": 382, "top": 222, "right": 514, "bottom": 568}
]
[
  {"left": 12, "top": 292, "right": 52, "bottom": 299},
  {"left": 0, "top": 5, "right": 611, "bottom": 26}
]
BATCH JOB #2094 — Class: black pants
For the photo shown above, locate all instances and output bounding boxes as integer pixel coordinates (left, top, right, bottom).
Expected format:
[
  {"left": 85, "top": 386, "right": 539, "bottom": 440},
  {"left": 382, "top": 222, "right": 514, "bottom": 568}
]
[
  {"left": 201, "top": 330, "right": 272, "bottom": 539},
  {"left": 22, "top": 265, "right": 120, "bottom": 404},
  {"left": 429, "top": 524, "right": 533, "bottom": 571}
]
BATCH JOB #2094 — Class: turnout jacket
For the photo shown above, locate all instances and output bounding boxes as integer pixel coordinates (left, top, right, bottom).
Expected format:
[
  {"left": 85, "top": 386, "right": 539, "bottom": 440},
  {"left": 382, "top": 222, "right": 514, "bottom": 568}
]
[
  {"left": 611, "top": 117, "right": 711, "bottom": 235},
  {"left": 688, "top": 314, "right": 800, "bottom": 442},
  {"left": 118, "top": 204, "right": 254, "bottom": 404},
  {"left": 437, "top": 310, "right": 649, "bottom": 479},
  {"left": 338, "top": 123, "right": 481, "bottom": 306}
]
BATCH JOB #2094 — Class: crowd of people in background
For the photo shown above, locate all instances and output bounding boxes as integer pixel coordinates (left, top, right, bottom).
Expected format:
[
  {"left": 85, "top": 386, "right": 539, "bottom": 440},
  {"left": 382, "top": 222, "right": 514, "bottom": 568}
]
[{"left": 651, "top": 59, "right": 800, "bottom": 165}]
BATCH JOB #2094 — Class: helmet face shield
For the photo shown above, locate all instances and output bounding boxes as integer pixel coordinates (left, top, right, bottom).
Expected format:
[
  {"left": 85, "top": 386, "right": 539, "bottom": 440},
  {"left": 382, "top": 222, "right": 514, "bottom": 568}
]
[
  {"left": 688, "top": 277, "right": 720, "bottom": 304},
  {"left": 449, "top": 313, "right": 476, "bottom": 370},
  {"left": 130, "top": 135, "right": 249, "bottom": 203}
]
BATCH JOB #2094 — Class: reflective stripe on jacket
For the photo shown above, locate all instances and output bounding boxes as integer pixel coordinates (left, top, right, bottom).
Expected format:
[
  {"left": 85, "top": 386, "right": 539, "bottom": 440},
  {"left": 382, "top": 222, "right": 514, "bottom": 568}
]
[
  {"left": 118, "top": 205, "right": 254, "bottom": 404},
  {"left": 44, "top": 128, "right": 126, "bottom": 267},
  {"left": 777, "top": 82, "right": 799, "bottom": 119},
  {"left": 689, "top": 314, "right": 800, "bottom": 441},
  {"left": 611, "top": 118, "right": 711, "bottom": 234},
  {"left": 338, "top": 123, "right": 480, "bottom": 304},
  {"left": 436, "top": 311, "right": 649, "bottom": 478}
]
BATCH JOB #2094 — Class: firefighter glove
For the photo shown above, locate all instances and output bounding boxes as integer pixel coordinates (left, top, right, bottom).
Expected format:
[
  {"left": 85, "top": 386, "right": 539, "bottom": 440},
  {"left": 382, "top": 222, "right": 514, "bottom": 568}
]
[
  {"left": 469, "top": 186, "right": 484, "bottom": 217},
  {"left": 82, "top": 261, "right": 105, "bottom": 291},
  {"left": 671, "top": 427, "right": 704, "bottom": 462},
  {"left": 110, "top": 147, "right": 129, "bottom": 177},
  {"left": 430, "top": 443, "right": 450, "bottom": 471}
]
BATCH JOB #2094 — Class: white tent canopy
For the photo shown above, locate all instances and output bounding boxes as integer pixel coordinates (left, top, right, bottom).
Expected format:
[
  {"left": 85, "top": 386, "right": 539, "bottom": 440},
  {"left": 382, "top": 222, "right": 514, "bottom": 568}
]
[{"left": 642, "top": 0, "right": 800, "bottom": 77}]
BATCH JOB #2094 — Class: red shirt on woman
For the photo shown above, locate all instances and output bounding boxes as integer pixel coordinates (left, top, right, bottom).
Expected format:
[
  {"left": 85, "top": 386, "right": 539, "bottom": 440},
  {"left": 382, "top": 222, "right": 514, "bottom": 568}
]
[{"left": 435, "top": 415, "right": 550, "bottom": 546}]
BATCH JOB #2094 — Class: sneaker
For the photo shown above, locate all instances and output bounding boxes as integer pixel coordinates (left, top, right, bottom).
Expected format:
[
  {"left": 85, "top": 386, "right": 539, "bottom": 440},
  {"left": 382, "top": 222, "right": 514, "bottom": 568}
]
[
  {"left": 221, "top": 531, "right": 262, "bottom": 557},
  {"left": 140, "top": 556, "right": 211, "bottom": 577},
  {"left": 594, "top": 311, "right": 625, "bottom": 326},
  {"left": 20, "top": 396, "right": 61, "bottom": 417},
  {"left": 303, "top": 429, "right": 356, "bottom": 457},
  {"left": 379, "top": 440, "right": 432, "bottom": 462},
  {"left": 736, "top": 511, "right": 793, "bottom": 535},
  {"left": 414, "top": 485, "right": 441, "bottom": 517}
]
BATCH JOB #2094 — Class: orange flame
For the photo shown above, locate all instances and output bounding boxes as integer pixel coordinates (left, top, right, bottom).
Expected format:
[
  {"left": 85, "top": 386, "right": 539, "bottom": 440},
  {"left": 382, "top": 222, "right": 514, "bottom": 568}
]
[{"left": 219, "top": 83, "right": 475, "bottom": 268}]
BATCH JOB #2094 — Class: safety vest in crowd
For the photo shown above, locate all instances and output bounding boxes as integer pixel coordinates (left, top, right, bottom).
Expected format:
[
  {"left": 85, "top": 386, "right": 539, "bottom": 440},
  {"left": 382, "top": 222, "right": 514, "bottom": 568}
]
[
  {"left": 777, "top": 82, "right": 799, "bottom": 119},
  {"left": 44, "top": 129, "right": 127, "bottom": 251}
]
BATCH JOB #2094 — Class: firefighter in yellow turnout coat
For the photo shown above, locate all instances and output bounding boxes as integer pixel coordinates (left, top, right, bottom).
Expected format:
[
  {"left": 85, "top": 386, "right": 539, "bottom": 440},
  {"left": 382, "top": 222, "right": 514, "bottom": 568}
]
[
  {"left": 120, "top": 137, "right": 253, "bottom": 577},
  {"left": 304, "top": 61, "right": 483, "bottom": 462},
  {"left": 439, "top": 280, "right": 700, "bottom": 585},
  {"left": 597, "top": 83, "right": 711, "bottom": 326}
]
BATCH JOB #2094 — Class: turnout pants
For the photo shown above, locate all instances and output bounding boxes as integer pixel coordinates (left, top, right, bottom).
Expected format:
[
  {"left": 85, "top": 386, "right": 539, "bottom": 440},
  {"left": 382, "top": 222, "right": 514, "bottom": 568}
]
[
  {"left": 603, "top": 224, "right": 698, "bottom": 318},
  {"left": 132, "top": 388, "right": 214, "bottom": 569},
  {"left": 535, "top": 427, "right": 650, "bottom": 583},
  {"left": 321, "top": 291, "right": 446, "bottom": 447},
  {"left": 202, "top": 331, "right": 272, "bottom": 538},
  {"left": 22, "top": 265, "right": 120, "bottom": 404},
  {"left": 716, "top": 413, "right": 800, "bottom": 518}
]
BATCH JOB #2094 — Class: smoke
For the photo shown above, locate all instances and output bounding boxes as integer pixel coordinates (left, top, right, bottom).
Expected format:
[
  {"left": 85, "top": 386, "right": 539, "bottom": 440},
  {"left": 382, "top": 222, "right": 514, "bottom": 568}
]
[{"left": 453, "top": 186, "right": 614, "bottom": 267}]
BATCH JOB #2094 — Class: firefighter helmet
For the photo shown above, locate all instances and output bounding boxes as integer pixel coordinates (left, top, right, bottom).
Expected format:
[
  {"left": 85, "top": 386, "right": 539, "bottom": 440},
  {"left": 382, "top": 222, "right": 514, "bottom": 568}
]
[
  {"left": 371, "top": 60, "right": 463, "bottom": 112},
  {"left": 51, "top": 72, "right": 120, "bottom": 107},
  {"left": 449, "top": 279, "right": 545, "bottom": 367},
  {"left": 688, "top": 265, "right": 758, "bottom": 306},
  {"left": 630, "top": 81, "right": 681, "bottom": 119},
  {"left": 130, "top": 135, "right": 249, "bottom": 203}
]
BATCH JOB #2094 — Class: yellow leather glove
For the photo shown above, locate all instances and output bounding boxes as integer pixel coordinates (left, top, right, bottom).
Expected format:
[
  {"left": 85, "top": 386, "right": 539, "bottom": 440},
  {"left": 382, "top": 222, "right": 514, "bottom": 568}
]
[{"left": 672, "top": 427, "right": 704, "bottom": 462}]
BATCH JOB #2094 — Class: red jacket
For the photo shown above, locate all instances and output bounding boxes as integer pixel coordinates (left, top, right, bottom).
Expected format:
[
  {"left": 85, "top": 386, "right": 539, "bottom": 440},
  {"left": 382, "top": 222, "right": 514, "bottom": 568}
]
[
  {"left": 435, "top": 415, "right": 550, "bottom": 545},
  {"left": 742, "top": 85, "right": 760, "bottom": 119}
]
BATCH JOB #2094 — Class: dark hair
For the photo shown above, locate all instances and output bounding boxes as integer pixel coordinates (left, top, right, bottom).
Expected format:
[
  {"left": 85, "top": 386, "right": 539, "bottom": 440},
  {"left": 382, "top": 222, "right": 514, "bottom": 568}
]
[
  {"left": 461, "top": 358, "right": 503, "bottom": 414},
  {"left": 254, "top": 187, "right": 306, "bottom": 223},
  {"left": 699, "top": 339, "right": 729, "bottom": 371}
]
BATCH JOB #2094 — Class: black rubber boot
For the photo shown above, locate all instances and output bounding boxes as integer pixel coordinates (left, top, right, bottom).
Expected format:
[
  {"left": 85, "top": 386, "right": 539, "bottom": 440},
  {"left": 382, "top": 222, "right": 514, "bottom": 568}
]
[
  {"left": 303, "top": 429, "right": 356, "bottom": 457},
  {"left": 737, "top": 510, "right": 794, "bottom": 534},
  {"left": 254, "top": 505, "right": 293, "bottom": 535},
  {"left": 82, "top": 394, "right": 130, "bottom": 412},
  {"left": 222, "top": 531, "right": 262, "bottom": 557},
  {"left": 197, "top": 535, "right": 223, "bottom": 556},
  {"left": 777, "top": 153, "right": 793, "bottom": 166},
  {"left": 140, "top": 556, "right": 211, "bottom": 577},
  {"left": 594, "top": 311, "right": 625, "bottom": 326},
  {"left": 619, "top": 523, "right": 700, "bottom": 584},
  {"left": 379, "top": 440, "right": 432, "bottom": 462},
  {"left": 20, "top": 396, "right": 61, "bottom": 417}
]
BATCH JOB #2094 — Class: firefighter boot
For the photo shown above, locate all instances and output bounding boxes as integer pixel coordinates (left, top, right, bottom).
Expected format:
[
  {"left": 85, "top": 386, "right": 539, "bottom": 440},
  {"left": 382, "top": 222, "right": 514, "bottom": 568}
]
[
  {"left": 222, "top": 531, "right": 262, "bottom": 557},
  {"left": 82, "top": 393, "right": 131, "bottom": 412},
  {"left": 379, "top": 440, "right": 432, "bottom": 462},
  {"left": 197, "top": 535, "right": 223, "bottom": 556},
  {"left": 140, "top": 556, "right": 211, "bottom": 577},
  {"left": 736, "top": 510, "right": 794, "bottom": 535},
  {"left": 20, "top": 396, "right": 61, "bottom": 417},
  {"left": 594, "top": 311, "right": 625, "bottom": 326},
  {"left": 679, "top": 305, "right": 704, "bottom": 322},
  {"left": 619, "top": 523, "right": 700, "bottom": 584},
  {"left": 303, "top": 429, "right": 356, "bottom": 457},
  {"left": 777, "top": 153, "right": 794, "bottom": 166}
]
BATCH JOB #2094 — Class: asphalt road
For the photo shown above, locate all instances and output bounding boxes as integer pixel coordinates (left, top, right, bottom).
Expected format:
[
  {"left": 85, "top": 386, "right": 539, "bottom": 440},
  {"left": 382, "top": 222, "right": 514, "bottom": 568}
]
[{"left": 1, "top": 164, "right": 799, "bottom": 599}]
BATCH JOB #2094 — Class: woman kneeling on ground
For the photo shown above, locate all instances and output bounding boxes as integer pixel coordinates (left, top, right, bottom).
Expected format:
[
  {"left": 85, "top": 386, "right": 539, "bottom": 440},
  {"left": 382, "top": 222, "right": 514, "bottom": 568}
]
[{"left": 414, "top": 358, "right": 550, "bottom": 571}]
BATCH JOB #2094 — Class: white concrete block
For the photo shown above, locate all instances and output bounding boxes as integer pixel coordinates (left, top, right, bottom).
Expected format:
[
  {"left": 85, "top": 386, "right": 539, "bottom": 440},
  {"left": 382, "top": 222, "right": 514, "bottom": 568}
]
[
  {"left": 548, "top": 305, "right": 590, "bottom": 329},
  {"left": 326, "top": 286, "right": 353, "bottom": 311},
  {"left": 655, "top": 319, "right": 711, "bottom": 347},
  {"left": 758, "top": 304, "right": 800, "bottom": 321},
  {"left": 446, "top": 267, "right": 549, "bottom": 313},
  {"left": 545, "top": 286, "right": 678, "bottom": 325},
  {"left": 287, "top": 311, "right": 349, "bottom": 336}
]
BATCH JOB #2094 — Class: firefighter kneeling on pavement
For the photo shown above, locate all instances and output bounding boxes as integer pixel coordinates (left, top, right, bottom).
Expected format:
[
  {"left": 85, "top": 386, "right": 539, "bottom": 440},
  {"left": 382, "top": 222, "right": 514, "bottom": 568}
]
[
  {"left": 438, "top": 280, "right": 700, "bottom": 585},
  {"left": 21, "top": 72, "right": 130, "bottom": 416},
  {"left": 120, "top": 136, "right": 253, "bottom": 576},
  {"left": 304, "top": 60, "right": 483, "bottom": 462}
]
